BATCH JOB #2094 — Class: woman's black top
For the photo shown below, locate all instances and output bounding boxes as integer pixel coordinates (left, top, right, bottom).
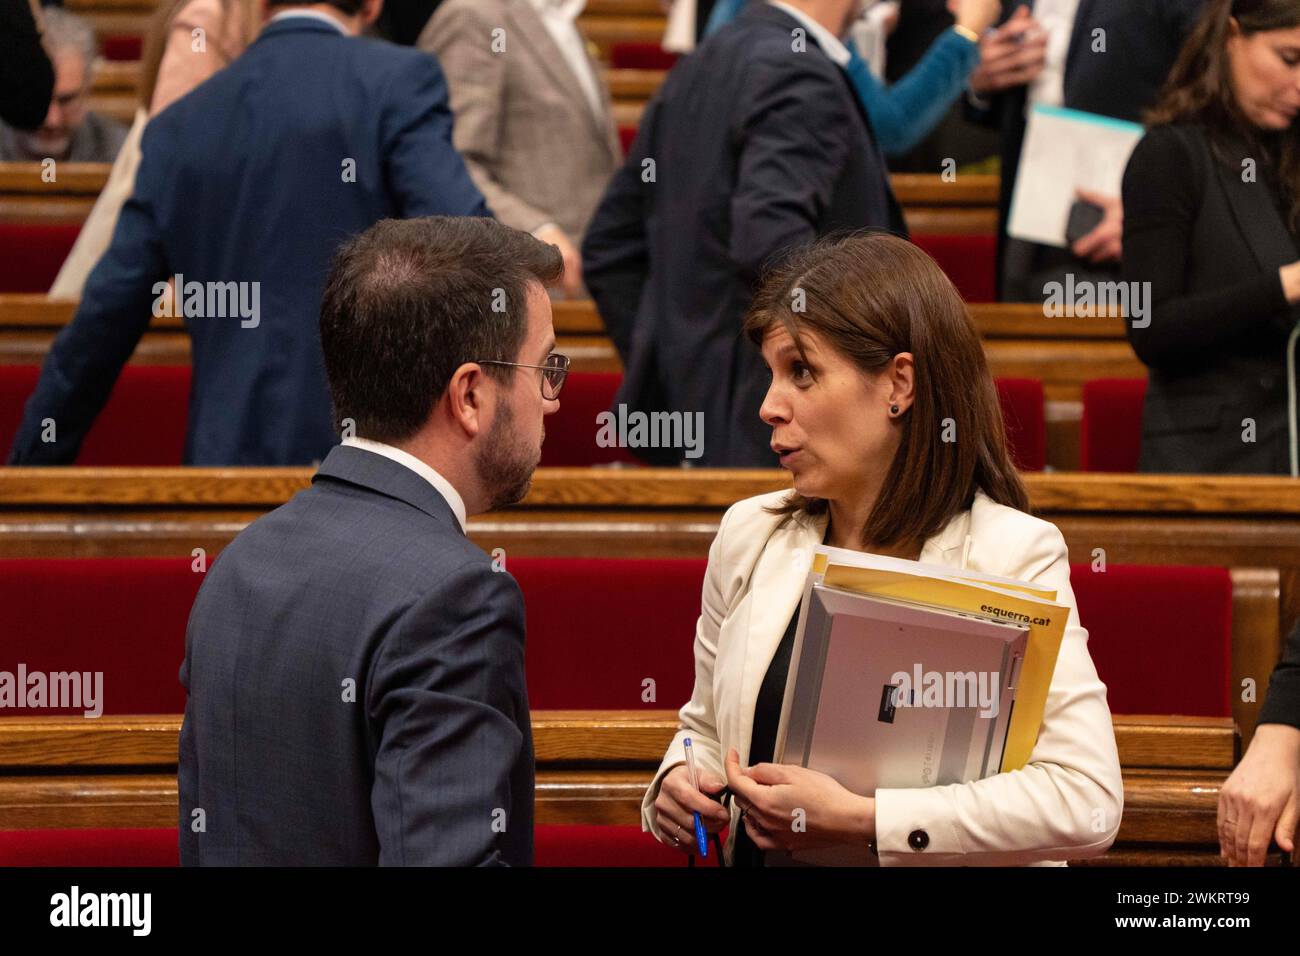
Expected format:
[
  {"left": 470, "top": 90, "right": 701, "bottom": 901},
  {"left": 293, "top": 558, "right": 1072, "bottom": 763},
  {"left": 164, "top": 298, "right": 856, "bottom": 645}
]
[
  {"left": 1121, "top": 121, "right": 1300, "bottom": 474},
  {"left": 730, "top": 610, "right": 800, "bottom": 868}
]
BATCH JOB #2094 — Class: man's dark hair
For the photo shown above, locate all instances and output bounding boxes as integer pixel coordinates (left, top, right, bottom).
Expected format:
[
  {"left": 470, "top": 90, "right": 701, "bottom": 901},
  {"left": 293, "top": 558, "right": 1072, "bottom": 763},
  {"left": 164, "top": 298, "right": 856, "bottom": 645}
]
[{"left": 319, "top": 216, "right": 563, "bottom": 443}]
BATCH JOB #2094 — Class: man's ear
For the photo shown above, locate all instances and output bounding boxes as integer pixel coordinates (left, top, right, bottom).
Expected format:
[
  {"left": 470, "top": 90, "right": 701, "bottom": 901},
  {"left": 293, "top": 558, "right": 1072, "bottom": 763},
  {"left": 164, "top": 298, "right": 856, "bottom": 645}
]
[
  {"left": 362, "top": 0, "right": 384, "bottom": 27},
  {"left": 446, "top": 362, "right": 490, "bottom": 438}
]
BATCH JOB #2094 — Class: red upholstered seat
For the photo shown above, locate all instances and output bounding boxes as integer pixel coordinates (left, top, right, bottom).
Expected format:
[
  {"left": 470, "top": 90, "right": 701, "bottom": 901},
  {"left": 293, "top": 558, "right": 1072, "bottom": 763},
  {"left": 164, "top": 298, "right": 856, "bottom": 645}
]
[
  {"left": 0, "top": 825, "right": 709, "bottom": 867},
  {"left": 912, "top": 234, "right": 997, "bottom": 303},
  {"left": 618, "top": 124, "right": 638, "bottom": 157},
  {"left": 0, "top": 223, "right": 82, "bottom": 292},
  {"left": 509, "top": 557, "right": 706, "bottom": 709},
  {"left": 1070, "top": 563, "right": 1232, "bottom": 716},
  {"left": 0, "top": 364, "right": 189, "bottom": 465},
  {"left": 995, "top": 377, "right": 1046, "bottom": 472},
  {"left": 541, "top": 372, "right": 640, "bottom": 466},
  {"left": 0, "top": 828, "right": 179, "bottom": 866},
  {"left": 1081, "top": 378, "right": 1146, "bottom": 472},
  {"left": 0, "top": 558, "right": 201, "bottom": 715},
  {"left": 100, "top": 36, "right": 144, "bottom": 62},
  {"left": 609, "top": 42, "right": 679, "bottom": 71}
]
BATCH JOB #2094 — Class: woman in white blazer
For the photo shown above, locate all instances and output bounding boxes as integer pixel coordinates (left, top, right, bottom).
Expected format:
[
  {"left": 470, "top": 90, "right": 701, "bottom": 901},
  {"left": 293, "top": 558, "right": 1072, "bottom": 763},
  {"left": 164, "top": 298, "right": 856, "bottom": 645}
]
[{"left": 643, "top": 232, "right": 1124, "bottom": 865}]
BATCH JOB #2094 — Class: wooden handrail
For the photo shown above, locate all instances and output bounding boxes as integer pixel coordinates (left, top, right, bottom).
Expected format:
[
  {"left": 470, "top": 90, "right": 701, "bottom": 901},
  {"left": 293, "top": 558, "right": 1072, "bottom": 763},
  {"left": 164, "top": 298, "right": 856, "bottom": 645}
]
[
  {"left": 0, "top": 468, "right": 1296, "bottom": 515},
  {"left": 0, "top": 712, "right": 1236, "bottom": 770}
]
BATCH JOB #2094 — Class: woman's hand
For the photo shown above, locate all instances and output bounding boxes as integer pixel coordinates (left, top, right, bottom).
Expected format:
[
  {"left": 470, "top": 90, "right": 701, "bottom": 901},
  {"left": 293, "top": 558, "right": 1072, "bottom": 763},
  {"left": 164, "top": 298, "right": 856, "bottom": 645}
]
[
  {"left": 724, "top": 747, "right": 875, "bottom": 852},
  {"left": 653, "top": 763, "right": 730, "bottom": 852},
  {"left": 950, "top": 0, "right": 1001, "bottom": 36},
  {"left": 1218, "top": 723, "right": 1300, "bottom": 866}
]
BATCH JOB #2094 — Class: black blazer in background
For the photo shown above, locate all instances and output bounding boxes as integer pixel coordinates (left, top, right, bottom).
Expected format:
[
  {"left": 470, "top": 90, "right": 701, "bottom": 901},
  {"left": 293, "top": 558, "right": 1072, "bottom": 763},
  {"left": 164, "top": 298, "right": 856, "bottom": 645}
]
[
  {"left": 1122, "top": 122, "right": 1299, "bottom": 475},
  {"left": 582, "top": 3, "right": 904, "bottom": 467},
  {"left": 179, "top": 445, "right": 534, "bottom": 865},
  {"left": 0, "top": 0, "right": 54, "bottom": 130},
  {"left": 972, "top": 0, "right": 1205, "bottom": 293},
  {"left": 1259, "top": 617, "right": 1300, "bottom": 732}
]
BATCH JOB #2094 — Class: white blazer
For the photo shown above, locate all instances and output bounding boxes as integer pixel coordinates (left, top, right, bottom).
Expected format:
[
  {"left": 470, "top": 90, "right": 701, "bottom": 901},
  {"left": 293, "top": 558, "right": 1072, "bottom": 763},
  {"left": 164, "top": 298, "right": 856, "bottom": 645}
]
[{"left": 641, "top": 489, "right": 1125, "bottom": 865}]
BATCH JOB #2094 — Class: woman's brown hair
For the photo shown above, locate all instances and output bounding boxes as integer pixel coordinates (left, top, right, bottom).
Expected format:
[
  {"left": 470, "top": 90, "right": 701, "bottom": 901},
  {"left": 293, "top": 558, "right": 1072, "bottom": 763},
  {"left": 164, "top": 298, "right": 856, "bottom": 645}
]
[
  {"left": 743, "top": 231, "right": 1029, "bottom": 551},
  {"left": 1147, "top": 0, "right": 1300, "bottom": 232}
]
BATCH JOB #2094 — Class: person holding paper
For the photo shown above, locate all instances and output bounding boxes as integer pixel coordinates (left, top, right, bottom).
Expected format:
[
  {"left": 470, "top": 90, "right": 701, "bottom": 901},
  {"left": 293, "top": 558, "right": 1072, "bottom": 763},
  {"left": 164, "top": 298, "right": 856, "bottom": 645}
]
[
  {"left": 1122, "top": 0, "right": 1300, "bottom": 475},
  {"left": 643, "top": 231, "right": 1123, "bottom": 866}
]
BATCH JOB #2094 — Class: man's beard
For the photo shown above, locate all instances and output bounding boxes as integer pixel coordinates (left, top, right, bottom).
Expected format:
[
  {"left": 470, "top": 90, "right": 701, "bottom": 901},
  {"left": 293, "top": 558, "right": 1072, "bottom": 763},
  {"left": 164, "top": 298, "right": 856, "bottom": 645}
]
[{"left": 474, "top": 399, "right": 542, "bottom": 511}]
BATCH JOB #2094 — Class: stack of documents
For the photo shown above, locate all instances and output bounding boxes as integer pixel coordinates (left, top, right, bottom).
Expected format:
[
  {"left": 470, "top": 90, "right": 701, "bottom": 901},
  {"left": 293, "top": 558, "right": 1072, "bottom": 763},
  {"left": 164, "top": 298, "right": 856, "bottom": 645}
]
[{"left": 768, "top": 546, "right": 1069, "bottom": 866}]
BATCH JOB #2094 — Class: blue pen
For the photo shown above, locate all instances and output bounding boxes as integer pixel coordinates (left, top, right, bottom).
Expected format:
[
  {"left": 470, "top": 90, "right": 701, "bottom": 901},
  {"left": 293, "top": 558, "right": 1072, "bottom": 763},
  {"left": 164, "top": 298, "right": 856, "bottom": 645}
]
[{"left": 683, "top": 737, "right": 708, "bottom": 857}]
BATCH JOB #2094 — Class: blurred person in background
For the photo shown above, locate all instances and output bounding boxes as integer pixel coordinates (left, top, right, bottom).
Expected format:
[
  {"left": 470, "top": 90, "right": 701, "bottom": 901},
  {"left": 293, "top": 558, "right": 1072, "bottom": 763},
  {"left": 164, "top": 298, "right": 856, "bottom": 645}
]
[{"left": 0, "top": 7, "right": 128, "bottom": 163}]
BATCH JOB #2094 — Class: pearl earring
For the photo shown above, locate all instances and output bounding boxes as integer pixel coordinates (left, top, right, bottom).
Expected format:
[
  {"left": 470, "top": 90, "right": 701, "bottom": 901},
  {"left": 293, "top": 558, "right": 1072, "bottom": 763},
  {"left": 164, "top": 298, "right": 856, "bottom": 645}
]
[{"left": 889, "top": 404, "right": 900, "bottom": 416}]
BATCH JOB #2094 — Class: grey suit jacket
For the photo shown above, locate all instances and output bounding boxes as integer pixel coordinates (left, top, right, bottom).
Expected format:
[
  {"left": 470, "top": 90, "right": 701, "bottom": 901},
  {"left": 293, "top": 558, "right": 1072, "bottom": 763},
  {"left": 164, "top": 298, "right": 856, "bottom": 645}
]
[
  {"left": 419, "top": 0, "right": 621, "bottom": 241},
  {"left": 178, "top": 444, "right": 534, "bottom": 865}
]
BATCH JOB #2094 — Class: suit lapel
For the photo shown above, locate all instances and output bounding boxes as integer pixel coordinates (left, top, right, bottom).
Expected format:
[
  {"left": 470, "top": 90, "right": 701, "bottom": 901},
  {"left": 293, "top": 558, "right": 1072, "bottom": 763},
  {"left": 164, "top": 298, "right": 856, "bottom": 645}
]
[
  {"left": 507, "top": 0, "right": 617, "bottom": 159},
  {"left": 1210, "top": 135, "right": 1300, "bottom": 276},
  {"left": 736, "top": 513, "right": 826, "bottom": 762},
  {"left": 1063, "top": 0, "right": 1095, "bottom": 81}
]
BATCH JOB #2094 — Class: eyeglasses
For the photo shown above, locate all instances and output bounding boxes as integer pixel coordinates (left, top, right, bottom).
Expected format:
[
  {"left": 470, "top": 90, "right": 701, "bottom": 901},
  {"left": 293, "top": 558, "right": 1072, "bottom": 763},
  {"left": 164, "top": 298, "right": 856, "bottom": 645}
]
[{"left": 476, "top": 352, "right": 570, "bottom": 400}]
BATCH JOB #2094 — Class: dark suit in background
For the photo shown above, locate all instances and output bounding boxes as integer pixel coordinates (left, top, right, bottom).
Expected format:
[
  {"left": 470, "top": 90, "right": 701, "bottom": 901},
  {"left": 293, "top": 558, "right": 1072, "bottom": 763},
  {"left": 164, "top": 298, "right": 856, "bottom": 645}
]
[
  {"left": 1122, "top": 122, "right": 1299, "bottom": 475},
  {"left": 971, "top": 0, "right": 1204, "bottom": 299},
  {"left": 8, "top": 16, "right": 488, "bottom": 466},
  {"left": 179, "top": 445, "right": 533, "bottom": 865},
  {"left": 582, "top": 3, "right": 904, "bottom": 467}
]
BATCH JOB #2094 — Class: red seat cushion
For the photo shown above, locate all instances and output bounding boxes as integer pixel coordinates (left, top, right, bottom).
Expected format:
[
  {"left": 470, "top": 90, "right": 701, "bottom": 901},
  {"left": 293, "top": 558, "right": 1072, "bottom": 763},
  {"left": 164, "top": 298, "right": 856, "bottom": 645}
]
[
  {"left": 608, "top": 42, "right": 679, "bottom": 71},
  {"left": 1, "top": 365, "right": 189, "bottom": 465},
  {"left": 0, "top": 224, "right": 82, "bottom": 292},
  {"left": 1070, "top": 563, "right": 1232, "bottom": 716},
  {"left": 100, "top": 36, "right": 143, "bottom": 62},
  {"left": 1081, "top": 378, "right": 1146, "bottom": 473},
  {"left": 510, "top": 557, "right": 706, "bottom": 709},
  {"left": 0, "top": 828, "right": 179, "bottom": 866},
  {"left": 618, "top": 124, "right": 638, "bottom": 157},
  {"left": 0, "top": 558, "right": 201, "bottom": 715},
  {"left": 913, "top": 234, "right": 997, "bottom": 303},
  {"left": 540, "top": 372, "right": 640, "bottom": 466},
  {"left": 995, "top": 377, "right": 1046, "bottom": 472},
  {"left": 536, "top": 824, "right": 715, "bottom": 866}
]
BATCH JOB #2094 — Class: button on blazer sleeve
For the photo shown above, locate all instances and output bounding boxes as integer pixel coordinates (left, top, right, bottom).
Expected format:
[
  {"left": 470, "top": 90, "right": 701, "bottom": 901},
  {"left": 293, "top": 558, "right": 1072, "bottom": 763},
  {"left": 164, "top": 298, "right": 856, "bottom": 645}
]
[
  {"left": 873, "top": 520, "right": 1125, "bottom": 866},
  {"left": 368, "top": 564, "right": 529, "bottom": 866}
]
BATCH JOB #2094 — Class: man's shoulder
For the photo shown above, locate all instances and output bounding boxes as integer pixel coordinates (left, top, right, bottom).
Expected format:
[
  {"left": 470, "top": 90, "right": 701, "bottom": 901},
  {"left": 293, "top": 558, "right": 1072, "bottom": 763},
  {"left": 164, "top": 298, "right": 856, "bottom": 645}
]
[{"left": 211, "top": 479, "right": 488, "bottom": 594}]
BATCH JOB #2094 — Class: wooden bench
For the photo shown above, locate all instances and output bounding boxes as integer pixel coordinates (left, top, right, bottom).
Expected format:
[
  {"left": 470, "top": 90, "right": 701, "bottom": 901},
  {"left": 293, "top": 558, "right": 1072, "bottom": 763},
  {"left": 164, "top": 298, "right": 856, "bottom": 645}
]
[
  {"left": 0, "top": 469, "right": 1291, "bottom": 742},
  {"left": 0, "top": 293, "right": 1139, "bottom": 469},
  {"left": 0, "top": 163, "right": 1003, "bottom": 237},
  {"left": 0, "top": 711, "right": 1263, "bottom": 865}
]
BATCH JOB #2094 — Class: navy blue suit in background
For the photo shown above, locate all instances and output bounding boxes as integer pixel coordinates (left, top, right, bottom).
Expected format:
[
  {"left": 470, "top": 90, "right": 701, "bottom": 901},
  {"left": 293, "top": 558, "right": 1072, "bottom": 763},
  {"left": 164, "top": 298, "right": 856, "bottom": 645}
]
[
  {"left": 179, "top": 444, "right": 534, "bottom": 865},
  {"left": 8, "top": 17, "right": 489, "bottom": 466},
  {"left": 582, "top": 4, "right": 904, "bottom": 467}
]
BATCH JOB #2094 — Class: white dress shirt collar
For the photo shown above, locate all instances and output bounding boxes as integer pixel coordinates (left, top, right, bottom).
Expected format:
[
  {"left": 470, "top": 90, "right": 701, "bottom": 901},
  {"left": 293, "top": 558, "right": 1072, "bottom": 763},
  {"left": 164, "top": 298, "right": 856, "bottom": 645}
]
[
  {"left": 768, "top": 0, "right": 852, "bottom": 68},
  {"left": 341, "top": 436, "right": 468, "bottom": 533},
  {"left": 268, "top": 9, "right": 349, "bottom": 34},
  {"left": 526, "top": 0, "right": 587, "bottom": 19}
]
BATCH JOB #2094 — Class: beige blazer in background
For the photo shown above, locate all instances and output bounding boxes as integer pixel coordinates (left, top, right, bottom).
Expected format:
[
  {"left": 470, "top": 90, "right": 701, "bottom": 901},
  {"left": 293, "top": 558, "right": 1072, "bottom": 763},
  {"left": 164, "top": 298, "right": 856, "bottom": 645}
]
[
  {"left": 641, "top": 489, "right": 1126, "bottom": 866},
  {"left": 418, "top": 0, "right": 622, "bottom": 242},
  {"left": 49, "top": 0, "right": 249, "bottom": 299}
]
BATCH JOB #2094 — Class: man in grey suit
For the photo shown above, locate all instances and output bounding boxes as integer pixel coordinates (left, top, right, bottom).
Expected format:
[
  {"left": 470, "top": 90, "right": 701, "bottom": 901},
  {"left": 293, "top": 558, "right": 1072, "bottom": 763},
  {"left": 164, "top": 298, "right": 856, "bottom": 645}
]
[
  {"left": 419, "top": 0, "right": 622, "bottom": 298},
  {"left": 178, "top": 216, "right": 565, "bottom": 865}
]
